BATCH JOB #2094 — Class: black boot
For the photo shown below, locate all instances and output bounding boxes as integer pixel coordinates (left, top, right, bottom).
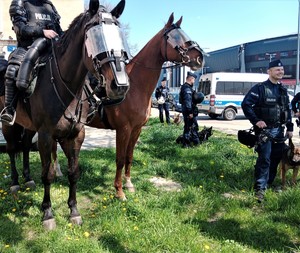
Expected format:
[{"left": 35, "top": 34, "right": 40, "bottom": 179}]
[
  {"left": 16, "top": 38, "right": 47, "bottom": 91},
  {"left": 1, "top": 79, "right": 17, "bottom": 126}
]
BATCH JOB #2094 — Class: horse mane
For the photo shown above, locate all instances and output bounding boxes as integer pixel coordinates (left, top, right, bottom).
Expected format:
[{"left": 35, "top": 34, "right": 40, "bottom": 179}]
[{"left": 56, "top": 12, "right": 92, "bottom": 56}]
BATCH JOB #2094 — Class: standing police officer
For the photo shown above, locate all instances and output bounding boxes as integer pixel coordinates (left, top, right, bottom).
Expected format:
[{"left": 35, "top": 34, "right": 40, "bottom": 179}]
[
  {"left": 242, "top": 59, "right": 293, "bottom": 203},
  {"left": 0, "top": 0, "right": 63, "bottom": 126},
  {"left": 155, "top": 77, "right": 170, "bottom": 124},
  {"left": 180, "top": 71, "right": 200, "bottom": 148}
]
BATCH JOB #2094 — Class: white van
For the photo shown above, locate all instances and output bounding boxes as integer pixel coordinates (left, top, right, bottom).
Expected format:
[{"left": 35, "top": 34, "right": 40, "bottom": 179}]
[{"left": 197, "top": 72, "right": 269, "bottom": 120}]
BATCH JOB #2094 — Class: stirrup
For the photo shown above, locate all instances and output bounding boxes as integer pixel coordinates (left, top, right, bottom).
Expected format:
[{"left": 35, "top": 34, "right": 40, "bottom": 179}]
[{"left": 0, "top": 107, "right": 16, "bottom": 126}]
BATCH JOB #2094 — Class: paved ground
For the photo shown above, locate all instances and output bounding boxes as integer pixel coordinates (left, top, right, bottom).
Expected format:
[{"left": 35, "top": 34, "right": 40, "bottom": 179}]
[{"left": 82, "top": 108, "right": 300, "bottom": 149}]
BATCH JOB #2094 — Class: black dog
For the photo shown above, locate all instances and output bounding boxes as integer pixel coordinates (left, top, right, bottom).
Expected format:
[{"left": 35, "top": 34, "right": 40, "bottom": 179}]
[{"left": 176, "top": 126, "right": 213, "bottom": 145}]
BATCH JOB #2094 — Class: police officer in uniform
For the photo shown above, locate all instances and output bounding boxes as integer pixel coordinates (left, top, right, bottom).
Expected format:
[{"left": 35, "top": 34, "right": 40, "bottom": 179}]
[
  {"left": 180, "top": 71, "right": 200, "bottom": 148},
  {"left": 0, "top": 0, "right": 63, "bottom": 126},
  {"left": 155, "top": 77, "right": 170, "bottom": 124},
  {"left": 242, "top": 59, "right": 293, "bottom": 202},
  {"left": 291, "top": 92, "right": 300, "bottom": 133}
]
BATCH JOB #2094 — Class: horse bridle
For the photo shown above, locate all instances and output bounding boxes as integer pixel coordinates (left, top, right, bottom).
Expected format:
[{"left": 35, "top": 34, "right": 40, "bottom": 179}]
[{"left": 163, "top": 24, "right": 203, "bottom": 65}]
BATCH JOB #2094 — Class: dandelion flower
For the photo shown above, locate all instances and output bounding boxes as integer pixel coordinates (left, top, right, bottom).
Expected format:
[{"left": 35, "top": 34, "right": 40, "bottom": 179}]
[
  {"left": 4, "top": 244, "right": 10, "bottom": 248},
  {"left": 12, "top": 208, "right": 16, "bottom": 212},
  {"left": 133, "top": 226, "right": 139, "bottom": 231},
  {"left": 103, "top": 206, "right": 107, "bottom": 209},
  {"left": 122, "top": 208, "right": 126, "bottom": 211},
  {"left": 204, "top": 244, "right": 210, "bottom": 250},
  {"left": 103, "top": 197, "right": 107, "bottom": 201},
  {"left": 83, "top": 232, "right": 90, "bottom": 238}
]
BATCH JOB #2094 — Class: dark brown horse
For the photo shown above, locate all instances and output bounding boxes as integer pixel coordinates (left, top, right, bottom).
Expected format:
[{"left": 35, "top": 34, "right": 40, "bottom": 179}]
[
  {"left": 86, "top": 13, "right": 204, "bottom": 200},
  {"left": 0, "top": 0, "right": 130, "bottom": 229}
]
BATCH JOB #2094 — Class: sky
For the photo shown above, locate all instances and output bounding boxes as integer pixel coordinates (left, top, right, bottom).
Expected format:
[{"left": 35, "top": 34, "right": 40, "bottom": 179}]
[{"left": 99, "top": 0, "right": 299, "bottom": 54}]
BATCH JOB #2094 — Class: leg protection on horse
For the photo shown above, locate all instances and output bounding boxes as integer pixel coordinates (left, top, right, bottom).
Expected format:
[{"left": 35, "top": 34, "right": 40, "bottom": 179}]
[{"left": 16, "top": 38, "right": 48, "bottom": 91}]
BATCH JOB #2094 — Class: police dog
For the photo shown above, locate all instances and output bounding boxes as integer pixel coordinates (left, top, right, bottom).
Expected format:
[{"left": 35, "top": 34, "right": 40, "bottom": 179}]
[
  {"left": 173, "top": 113, "right": 182, "bottom": 125},
  {"left": 175, "top": 126, "right": 213, "bottom": 144},
  {"left": 280, "top": 138, "right": 300, "bottom": 189}
]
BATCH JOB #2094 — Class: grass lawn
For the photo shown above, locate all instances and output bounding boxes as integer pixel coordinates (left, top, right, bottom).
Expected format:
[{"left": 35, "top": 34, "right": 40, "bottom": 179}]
[{"left": 0, "top": 118, "right": 299, "bottom": 253}]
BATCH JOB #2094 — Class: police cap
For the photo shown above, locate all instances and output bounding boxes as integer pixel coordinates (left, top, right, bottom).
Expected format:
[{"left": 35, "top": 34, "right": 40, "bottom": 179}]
[
  {"left": 187, "top": 71, "right": 197, "bottom": 79},
  {"left": 268, "top": 59, "right": 283, "bottom": 69}
]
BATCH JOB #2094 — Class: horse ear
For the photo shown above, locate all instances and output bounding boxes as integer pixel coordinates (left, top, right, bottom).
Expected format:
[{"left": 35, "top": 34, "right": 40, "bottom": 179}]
[
  {"left": 111, "top": 0, "right": 125, "bottom": 18},
  {"left": 175, "top": 16, "right": 183, "bottom": 27},
  {"left": 166, "top": 13, "right": 174, "bottom": 27},
  {"left": 89, "top": 0, "right": 99, "bottom": 16}
]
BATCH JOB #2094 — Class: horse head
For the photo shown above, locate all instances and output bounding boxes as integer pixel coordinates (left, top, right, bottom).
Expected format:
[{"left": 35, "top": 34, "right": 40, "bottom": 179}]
[
  {"left": 161, "top": 13, "right": 204, "bottom": 70},
  {"left": 84, "top": 0, "right": 130, "bottom": 100}
]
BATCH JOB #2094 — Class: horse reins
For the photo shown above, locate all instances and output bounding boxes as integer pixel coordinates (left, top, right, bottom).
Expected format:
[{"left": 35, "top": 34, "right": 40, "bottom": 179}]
[{"left": 49, "top": 39, "right": 96, "bottom": 126}]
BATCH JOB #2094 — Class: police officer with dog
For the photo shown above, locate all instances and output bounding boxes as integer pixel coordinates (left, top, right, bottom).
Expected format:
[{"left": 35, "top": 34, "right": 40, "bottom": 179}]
[
  {"left": 0, "top": 0, "right": 63, "bottom": 126},
  {"left": 155, "top": 77, "right": 170, "bottom": 124},
  {"left": 180, "top": 71, "right": 202, "bottom": 148},
  {"left": 242, "top": 59, "right": 293, "bottom": 203}
]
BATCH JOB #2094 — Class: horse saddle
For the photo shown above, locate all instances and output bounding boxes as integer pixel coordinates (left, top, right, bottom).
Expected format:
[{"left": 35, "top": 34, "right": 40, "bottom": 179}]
[{"left": 24, "top": 54, "right": 49, "bottom": 98}]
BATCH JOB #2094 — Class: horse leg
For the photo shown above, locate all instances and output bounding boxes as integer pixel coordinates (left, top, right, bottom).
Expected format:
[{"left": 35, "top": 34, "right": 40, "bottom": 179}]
[
  {"left": 8, "top": 151, "right": 20, "bottom": 194},
  {"left": 3, "top": 124, "right": 22, "bottom": 193},
  {"left": 124, "top": 129, "right": 142, "bottom": 193},
  {"left": 38, "top": 132, "right": 56, "bottom": 230},
  {"left": 59, "top": 128, "right": 85, "bottom": 225},
  {"left": 114, "top": 130, "right": 132, "bottom": 200},
  {"left": 22, "top": 130, "right": 36, "bottom": 190},
  {"left": 52, "top": 141, "right": 63, "bottom": 177}
]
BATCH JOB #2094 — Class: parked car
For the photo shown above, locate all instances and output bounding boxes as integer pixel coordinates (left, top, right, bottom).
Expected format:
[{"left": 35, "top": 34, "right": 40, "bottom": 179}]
[
  {"left": 168, "top": 92, "right": 182, "bottom": 112},
  {"left": 151, "top": 93, "right": 158, "bottom": 108},
  {"left": 0, "top": 123, "right": 39, "bottom": 152}
]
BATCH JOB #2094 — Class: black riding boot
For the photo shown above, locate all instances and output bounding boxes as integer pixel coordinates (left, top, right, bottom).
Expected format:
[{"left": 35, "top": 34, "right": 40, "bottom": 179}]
[
  {"left": 1, "top": 79, "right": 17, "bottom": 126},
  {"left": 16, "top": 38, "right": 47, "bottom": 91}
]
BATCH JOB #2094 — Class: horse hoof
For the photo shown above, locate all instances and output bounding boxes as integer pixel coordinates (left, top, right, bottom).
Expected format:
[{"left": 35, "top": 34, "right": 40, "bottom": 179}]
[
  {"left": 125, "top": 185, "right": 135, "bottom": 193},
  {"left": 124, "top": 177, "right": 135, "bottom": 193},
  {"left": 70, "top": 216, "right": 83, "bottom": 225},
  {"left": 115, "top": 194, "right": 127, "bottom": 201},
  {"left": 10, "top": 185, "right": 20, "bottom": 194},
  {"left": 25, "top": 180, "right": 36, "bottom": 190},
  {"left": 43, "top": 218, "right": 56, "bottom": 230}
]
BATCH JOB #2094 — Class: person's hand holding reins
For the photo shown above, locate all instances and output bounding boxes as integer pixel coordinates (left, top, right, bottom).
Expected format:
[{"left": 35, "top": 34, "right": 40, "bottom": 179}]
[
  {"left": 43, "top": 29, "right": 58, "bottom": 39},
  {"left": 256, "top": 120, "right": 267, "bottom": 129}
]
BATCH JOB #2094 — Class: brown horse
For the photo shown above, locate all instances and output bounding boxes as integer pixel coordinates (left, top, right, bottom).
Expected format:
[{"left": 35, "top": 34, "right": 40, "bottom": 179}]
[
  {"left": 0, "top": 0, "right": 130, "bottom": 229},
  {"left": 86, "top": 13, "right": 204, "bottom": 200}
]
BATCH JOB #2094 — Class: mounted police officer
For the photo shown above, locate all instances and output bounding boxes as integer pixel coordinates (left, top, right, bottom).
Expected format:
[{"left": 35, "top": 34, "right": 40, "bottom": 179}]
[
  {"left": 0, "top": 0, "right": 63, "bottom": 126},
  {"left": 180, "top": 71, "right": 200, "bottom": 148},
  {"left": 155, "top": 77, "right": 170, "bottom": 124},
  {"left": 242, "top": 59, "right": 293, "bottom": 203}
]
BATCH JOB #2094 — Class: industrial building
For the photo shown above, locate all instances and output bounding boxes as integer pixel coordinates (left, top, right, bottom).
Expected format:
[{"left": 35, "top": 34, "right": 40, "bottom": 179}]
[{"left": 165, "top": 33, "right": 298, "bottom": 91}]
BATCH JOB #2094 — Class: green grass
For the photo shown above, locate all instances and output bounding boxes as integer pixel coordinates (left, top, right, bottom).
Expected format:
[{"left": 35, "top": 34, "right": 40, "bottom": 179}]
[{"left": 0, "top": 117, "right": 300, "bottom": 253}]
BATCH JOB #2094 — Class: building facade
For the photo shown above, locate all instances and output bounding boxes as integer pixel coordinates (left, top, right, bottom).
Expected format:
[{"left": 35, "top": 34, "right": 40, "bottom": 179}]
[
  {"left": 203, "top": 34, "right": 298, "bottom": 87},
  {"left": 161, "top": 34, "right": 299, "bottom": 91},
  {"left": 0, "top": 0, "right": 84, "bottom": 58}
]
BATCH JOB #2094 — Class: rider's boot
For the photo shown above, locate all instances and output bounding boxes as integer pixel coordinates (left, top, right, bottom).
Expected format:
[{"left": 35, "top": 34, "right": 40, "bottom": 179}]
[
  {"left": 1, "top": 79, "right": 17, "bottom": 126},
  {"left": 16, "top": 38, "right": 47, "bottom": 91}
]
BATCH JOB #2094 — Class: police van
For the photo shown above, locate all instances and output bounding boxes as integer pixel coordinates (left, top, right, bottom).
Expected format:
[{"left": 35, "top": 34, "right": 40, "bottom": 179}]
[{"left": 197, "top": 72, "right": 269, "bottom": 120}]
